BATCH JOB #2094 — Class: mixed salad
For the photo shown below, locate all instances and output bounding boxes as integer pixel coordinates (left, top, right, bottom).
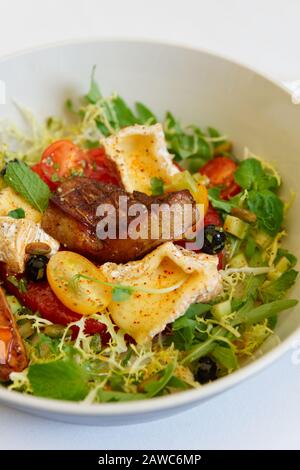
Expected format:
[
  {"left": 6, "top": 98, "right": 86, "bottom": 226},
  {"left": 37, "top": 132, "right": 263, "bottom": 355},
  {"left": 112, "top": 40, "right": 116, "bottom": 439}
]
[{"left": 0, "top": 71, "right": 298, "bottom": 403}]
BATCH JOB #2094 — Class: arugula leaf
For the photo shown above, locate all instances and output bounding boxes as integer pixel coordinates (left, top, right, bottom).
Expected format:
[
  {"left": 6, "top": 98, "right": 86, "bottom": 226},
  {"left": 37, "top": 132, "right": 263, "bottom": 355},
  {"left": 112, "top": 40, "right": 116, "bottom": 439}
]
[
  {"left": 245, "top": 237, "right": 257, "bottom": 259},
  {"left": 234, "top": 158, "right": 278, "bottom": 191},
  {"left": 7, "top": 207, "right": 25, "bottom": 219},
  {"left": 28, "top": 359, "right": 89, "bottom": 401},
  {"left": 207, "top": 127, "right": 226, "bottom": 148},
  {"left": 208, "top": 187, "right": 233, "bottom": 213},
  {"left": 167, "top": 376, "right": 190, "bottom": 390},
  {"left": 164, "top": 113, "right": 212, "bottom": 162},
  {"left": 212, "top": 345, "right": 238, "bottom": 371},
  {"left": 268, "top": 315, "right": 278, "bottom": 329},
  {"left": 150, "top": 177, "right": 164, "bottom": 196},
  {"left": 85, "top": 65, "right": 102, "bottom": 104},
  {"left": 247, "top": 190, "right": 283, "bottom": 235},
  {"left": 275, "top": 249, "right": 298, "bottom": 268},
  {"left": 181, "top": 334, "right": 219, "bottom": 365},
  {"left": 95, "top": 118, "right": 110, "bottom": 137},
  {"left": 112, "top": 96, "right": 138, "bottom": 127},
  {"left": 185, "top": 156, "right": 208, "bottom": 173},
  {"left": 98, "top": 390, "right": 145, "bottom": 402},
  {"left": 112, "top": 286, "right": 133, "bottom": 302},
  {"left": 65, "top": 98, "right": 75, "bottom": 113},
  {"left": 234, "top": 298, "right": 298, "bottom": 325},
  {"left": 83, "top": 139, "right": 101, "bottom": 149},
  {"left": 145, "top": 361, "right": 176, "bottom": 397},
  {"left": 135, "top": 102, "right": 157, "bottom": 124},
  {"left": 4, "top": 161, "right": 50, "bottom": 212},
  {"left": 170, "top": 303, "right": 210, "bottom": 350},
  {"left": 164, "top": 111, "right": 182, "bottom": 134},
  {"left": 260, "top": 270, "right": 298, "bottom": 302},
  {"left": 172, "top": 303, "right": 210, "bottom": 330}
]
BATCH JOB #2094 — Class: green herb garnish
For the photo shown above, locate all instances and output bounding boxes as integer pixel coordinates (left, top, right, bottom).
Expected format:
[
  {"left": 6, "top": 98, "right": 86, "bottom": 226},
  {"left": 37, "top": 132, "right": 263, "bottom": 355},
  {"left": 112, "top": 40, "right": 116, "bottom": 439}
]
[
  {"left": 4, "top": 161, "right": 50, "bottom": 212},
  {"left": 150, "top": 177, "right": 165, "bottom": 196},
  {"left": 7, "top": 207, "right": 25, "bottom": 219}
]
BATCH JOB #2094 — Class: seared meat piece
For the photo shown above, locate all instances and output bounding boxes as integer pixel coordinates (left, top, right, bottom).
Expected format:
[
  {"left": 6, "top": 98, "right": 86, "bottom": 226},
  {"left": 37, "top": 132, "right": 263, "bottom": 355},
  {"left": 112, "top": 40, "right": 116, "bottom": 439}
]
[
  {"left": 41, "top": 177, "right": 198, "bottom": 264},
  {"left": 0, "top": 287, "right": 28, "bottom": 381}
]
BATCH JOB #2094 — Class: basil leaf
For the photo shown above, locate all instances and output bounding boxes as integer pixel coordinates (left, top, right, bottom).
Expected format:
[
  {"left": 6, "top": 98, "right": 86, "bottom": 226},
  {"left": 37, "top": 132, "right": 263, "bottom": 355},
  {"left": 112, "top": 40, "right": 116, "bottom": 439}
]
[
  {"left": 7, "top": 207, "right": 25, "bottom": 219},
  {"left": 28, "top": 359, "right": 89, "bottom": 401},
  {"left": 4, "top": 161, "right": 50, "bottom": 212},
  {"left": 234, "top": 159, "right": 263, "bottom": 190},
  {"left": 247, "top": 190, "right": 284, "bottom": 235},
  {"left": 234, "top": 158, "right": 278, "bottom": 191}
]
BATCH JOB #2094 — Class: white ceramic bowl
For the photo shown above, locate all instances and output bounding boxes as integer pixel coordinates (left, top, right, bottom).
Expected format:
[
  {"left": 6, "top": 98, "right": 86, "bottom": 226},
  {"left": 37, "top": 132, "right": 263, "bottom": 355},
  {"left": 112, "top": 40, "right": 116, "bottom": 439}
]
[{"left": 0, "top": 40, "right": 299, "bottom": 425}]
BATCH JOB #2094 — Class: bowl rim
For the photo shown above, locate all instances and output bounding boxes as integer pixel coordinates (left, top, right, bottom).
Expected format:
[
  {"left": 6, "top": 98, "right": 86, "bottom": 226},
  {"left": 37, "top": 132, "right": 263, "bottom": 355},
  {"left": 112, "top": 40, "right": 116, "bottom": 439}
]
[{"left": 0, "top": 37, "right": 298, "bottom": 418}]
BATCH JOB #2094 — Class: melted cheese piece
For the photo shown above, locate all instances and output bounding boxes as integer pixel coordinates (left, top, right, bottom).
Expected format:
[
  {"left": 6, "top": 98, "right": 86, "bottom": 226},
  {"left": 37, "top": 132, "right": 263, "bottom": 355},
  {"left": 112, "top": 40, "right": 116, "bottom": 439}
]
[
  {"left": 102, "top": 124, "right": 179, "bottom": 194},
  {"left": 0, "top": 187, "right": 41, "bottom": 223},
  {"left": 101, "top": 242, "right": 222, "bottom": 344},
  {"left": 0, "top": 217, "right": 59, "bottom": 273}
]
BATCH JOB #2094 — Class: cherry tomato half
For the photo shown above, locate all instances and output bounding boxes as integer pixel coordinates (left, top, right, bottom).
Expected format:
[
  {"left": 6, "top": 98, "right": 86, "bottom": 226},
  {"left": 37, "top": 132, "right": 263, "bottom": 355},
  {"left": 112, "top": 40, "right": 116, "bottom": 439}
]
[
  {"left": 33, "top": 140, "right": 121, "bottom": 189},
  {"left": 200, "top": 156, "right": 240, "bottom": 200},
  {"left": 204, "top": 204, "right": 222, "bottom": 227},
  {"left": 41, "top": 140, "right": 85, "bottom": 182},
  {"left": 84, "top": 147, "right": 121, "bottom": 186},
  {"left": 31, "top": 163, "right": 58, "bottom": 191}
]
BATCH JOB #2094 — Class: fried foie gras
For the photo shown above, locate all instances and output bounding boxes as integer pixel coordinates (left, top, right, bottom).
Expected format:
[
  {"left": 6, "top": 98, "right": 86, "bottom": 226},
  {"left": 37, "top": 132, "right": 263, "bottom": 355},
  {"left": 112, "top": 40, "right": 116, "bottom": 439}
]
[{"left": 41, "top": 177, "right": 198, "bottom": 263}]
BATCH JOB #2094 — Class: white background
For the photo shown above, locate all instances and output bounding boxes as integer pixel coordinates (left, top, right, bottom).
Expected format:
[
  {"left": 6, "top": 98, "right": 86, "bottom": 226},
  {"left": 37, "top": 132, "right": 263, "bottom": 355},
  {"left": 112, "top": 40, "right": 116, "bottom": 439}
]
[{"left": 0, "top": 0, "right": 300, "bottom": 450}]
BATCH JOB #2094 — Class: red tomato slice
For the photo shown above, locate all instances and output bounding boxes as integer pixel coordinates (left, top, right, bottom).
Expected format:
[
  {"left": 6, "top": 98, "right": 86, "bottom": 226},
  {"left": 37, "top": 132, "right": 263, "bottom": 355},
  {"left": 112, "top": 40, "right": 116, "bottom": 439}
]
[
  {"left": 31, "top": 163, "right": 58, "bottom": 190},
  {"left": 41, "top": 140, "right": 85, "bottom": 182},
  {"left": 221, "top": 182, "right": 241, "bottom": 200},
  {"left": 174, "top": 161, "right": 184, "bottom": 172},
  {"left": 200, "top": 156, "right": 240, "bottom": 200},
  {"left": 84, "top": 147, "right": 121, "bottom": 186},
  {"left": 0, "top": 264, "right": 109, "bottom": 341},
  {"left": 204, "top": 204, "right": 222, "bottom": 226},
  {"left": 217, "top": 251, "right": 224, "bottom": 270},
  {"left": 36, "top": 141, "right": 121, "bottom": 188}
]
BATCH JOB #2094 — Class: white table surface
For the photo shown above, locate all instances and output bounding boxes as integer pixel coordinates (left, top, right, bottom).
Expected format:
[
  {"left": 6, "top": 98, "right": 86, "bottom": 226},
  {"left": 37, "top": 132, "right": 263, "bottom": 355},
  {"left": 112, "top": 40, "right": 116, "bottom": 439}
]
[{"left": 0, "top": 0, "right": 300, "bottom": 450}]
